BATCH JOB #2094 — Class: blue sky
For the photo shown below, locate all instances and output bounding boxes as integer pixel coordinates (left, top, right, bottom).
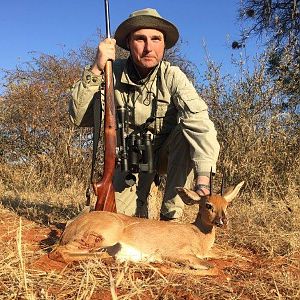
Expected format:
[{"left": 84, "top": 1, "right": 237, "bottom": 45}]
[{"left": 0, "top": 0, "right": 264, "bottom": 86}]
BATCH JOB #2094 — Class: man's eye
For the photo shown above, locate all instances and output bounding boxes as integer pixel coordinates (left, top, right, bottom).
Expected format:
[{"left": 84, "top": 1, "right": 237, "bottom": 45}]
[{"left": 134, "top": 36, "right": 145, "bottom": 42}]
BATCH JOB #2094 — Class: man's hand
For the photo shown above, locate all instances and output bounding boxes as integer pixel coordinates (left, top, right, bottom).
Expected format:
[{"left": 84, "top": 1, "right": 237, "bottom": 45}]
[
  {"left": 195, "top": 175, "right": 210, "bottom": 196},
  {"left": 91, "top": 38, "right": 116, "bottom": 75}
]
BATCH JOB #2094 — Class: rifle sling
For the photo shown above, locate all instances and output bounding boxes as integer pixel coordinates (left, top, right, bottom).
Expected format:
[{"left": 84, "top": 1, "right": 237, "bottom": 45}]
[
  {"left": 92, "top": 92, "right": 102, "bottom": 181},
  {"left": 86, "top": 92, "right": 102, "bottom": 206}
]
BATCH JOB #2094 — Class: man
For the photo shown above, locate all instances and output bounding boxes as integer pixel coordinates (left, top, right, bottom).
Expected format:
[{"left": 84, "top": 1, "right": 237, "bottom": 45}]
[{"left": 69, "top": 8, "right": 220, "bottom": 220}]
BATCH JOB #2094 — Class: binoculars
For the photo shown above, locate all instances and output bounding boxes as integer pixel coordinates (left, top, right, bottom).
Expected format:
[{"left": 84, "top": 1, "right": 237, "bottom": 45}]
[{"left": 116, "top": 107, "right": 154, "bottom": 177}]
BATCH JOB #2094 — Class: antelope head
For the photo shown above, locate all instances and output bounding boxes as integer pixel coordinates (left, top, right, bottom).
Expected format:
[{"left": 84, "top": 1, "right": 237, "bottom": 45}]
[{"left": 176, "top": 181, "right": 244, "bottom": 229}]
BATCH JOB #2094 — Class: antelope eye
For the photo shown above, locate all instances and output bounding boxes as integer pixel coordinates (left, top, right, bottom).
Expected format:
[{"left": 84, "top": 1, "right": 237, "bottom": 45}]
[{"left": 205, "top": 203, "right": 213, "bottom": 210}]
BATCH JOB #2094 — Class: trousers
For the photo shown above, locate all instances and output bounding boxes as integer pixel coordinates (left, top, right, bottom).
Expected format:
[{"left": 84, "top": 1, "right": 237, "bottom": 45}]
[{"left": 113, "top": 125, "right": 194, "bottom": 218}]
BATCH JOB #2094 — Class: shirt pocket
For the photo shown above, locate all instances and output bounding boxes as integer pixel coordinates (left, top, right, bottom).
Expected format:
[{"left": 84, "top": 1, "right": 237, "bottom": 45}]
[
  {"left": 185, "top": 99, "right": 203, "bottom": 113},
  {"left": 177, "top": 92, "right": 207, "bottom": 114}
]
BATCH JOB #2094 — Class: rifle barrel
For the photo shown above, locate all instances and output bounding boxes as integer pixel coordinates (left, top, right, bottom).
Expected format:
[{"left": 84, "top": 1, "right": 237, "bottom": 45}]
[
  {"left": 104, "top": 0, "right": 111, "bottom": 38},
  {"left": 94, "top": 0, "right": 116, "bottom": 212}
]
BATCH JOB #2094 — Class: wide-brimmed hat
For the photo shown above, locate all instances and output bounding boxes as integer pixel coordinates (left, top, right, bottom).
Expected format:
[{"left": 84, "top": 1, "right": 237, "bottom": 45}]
[{"left": 114, "top": 8, "right": 179, "bottom": 50}]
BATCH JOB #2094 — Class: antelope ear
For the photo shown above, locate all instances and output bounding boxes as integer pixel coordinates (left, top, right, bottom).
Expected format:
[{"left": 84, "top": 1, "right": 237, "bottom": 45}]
[
  {"left": 223, "top": 181, "right": 244, "bottom": 202},
  {"left": 176, "top": 187, "right": 200, "bottom": 205}
]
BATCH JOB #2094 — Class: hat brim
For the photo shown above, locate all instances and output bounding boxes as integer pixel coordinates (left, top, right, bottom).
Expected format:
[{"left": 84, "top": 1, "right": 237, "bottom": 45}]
[{"left": 115, "top": 15, "right": 179, "bottom": 50}]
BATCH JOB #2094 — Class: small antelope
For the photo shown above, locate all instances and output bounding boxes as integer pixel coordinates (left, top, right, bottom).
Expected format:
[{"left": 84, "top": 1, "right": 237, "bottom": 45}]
[{"left": 49, "top": 181, "right": 244, "bottom": 271}]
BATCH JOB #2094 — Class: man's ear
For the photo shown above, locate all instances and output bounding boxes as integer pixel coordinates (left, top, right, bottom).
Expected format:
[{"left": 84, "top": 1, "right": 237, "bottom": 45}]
[{"left": 126, "top": 34, "right": 131, "bottom": 49}]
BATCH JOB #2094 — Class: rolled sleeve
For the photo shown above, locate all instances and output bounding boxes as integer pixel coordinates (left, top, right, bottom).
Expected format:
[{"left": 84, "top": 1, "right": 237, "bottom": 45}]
[
  {"left": 169, "top": 67, "right": 220, "bottom": 175},
  {"left": 180, "top": 112, "right": 220, "bottom": 175}
]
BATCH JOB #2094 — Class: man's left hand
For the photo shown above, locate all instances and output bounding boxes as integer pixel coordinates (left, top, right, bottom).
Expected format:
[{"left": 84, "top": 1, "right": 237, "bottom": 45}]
[{"left": 195, "top": 175, "right": 210, "bottom": 196}]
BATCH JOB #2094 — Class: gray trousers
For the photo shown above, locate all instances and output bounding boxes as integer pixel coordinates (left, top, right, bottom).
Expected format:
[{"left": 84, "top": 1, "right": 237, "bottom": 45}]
[{"left": 113, "top": 125, "right": 194, "bottom": 218}]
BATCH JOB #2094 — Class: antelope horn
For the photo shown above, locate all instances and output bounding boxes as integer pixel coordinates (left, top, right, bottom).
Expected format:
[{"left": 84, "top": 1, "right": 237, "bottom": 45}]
[
  {"left": 209, "top": 167, "right": 213, "bottom": 196},
  {"left": 221, "top": 173, "right": 225, "bottom": 196}
]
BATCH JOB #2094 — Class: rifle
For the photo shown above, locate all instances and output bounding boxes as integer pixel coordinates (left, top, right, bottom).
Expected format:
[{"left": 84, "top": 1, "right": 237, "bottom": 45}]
[{"left": 93, "top": 0, "right": 116, "bottom": 212}]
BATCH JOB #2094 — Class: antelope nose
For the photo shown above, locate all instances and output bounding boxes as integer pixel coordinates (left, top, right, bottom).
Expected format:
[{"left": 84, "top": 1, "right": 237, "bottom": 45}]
[{"left": 214, "top": 219, "right": 224, "bottom": 227}]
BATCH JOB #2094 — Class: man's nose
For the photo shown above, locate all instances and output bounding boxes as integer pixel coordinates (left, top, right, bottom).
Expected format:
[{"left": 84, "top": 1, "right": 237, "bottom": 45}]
[{"left": 144, "top": 39, "right": 152, "bottom": 51}]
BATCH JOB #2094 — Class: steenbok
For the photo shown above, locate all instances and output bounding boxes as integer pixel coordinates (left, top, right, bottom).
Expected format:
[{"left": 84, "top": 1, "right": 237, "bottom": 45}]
[{"left": 49, "top": 181, "right": 244, "bottom": 272}]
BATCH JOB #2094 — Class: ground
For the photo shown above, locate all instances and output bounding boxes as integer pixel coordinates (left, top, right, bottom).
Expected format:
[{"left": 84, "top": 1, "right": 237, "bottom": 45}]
[{"left": 0, "top": 206, "right": 299, "bottom": 299}]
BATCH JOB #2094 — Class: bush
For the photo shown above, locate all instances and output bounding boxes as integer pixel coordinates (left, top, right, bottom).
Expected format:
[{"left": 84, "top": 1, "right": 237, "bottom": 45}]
[{"left": 0, "top": 44, "right": 299, "bottom": 201}]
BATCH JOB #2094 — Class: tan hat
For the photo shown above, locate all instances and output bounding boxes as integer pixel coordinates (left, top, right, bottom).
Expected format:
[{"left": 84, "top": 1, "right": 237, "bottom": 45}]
[{"left": 114, "top": 8, "right": 179, "bottom": 50}]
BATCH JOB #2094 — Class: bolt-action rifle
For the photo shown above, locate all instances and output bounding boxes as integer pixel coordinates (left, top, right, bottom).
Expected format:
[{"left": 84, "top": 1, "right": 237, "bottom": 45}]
[{"left": 93, "top": 0, "right": 116, "bottom": 212}]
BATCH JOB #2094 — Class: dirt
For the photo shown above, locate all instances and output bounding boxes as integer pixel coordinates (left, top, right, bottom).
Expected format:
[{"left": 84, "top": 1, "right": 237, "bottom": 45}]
[{"left": 0, "top": 208, "right": 299, "bottom": 299}]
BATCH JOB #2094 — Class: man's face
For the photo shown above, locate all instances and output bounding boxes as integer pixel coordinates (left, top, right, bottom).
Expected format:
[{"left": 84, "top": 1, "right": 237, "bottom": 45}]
[{"left": 128, "top": 28, "right": 165, "bottom": 75}]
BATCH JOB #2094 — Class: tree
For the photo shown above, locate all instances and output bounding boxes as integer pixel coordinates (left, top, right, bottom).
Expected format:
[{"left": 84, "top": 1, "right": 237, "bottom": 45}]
[
  {"left": 199, "top": 55, "right": 299, "bottom": 197},
  {"left": 239, "top": 0, "right": 299, "bottom": 45},
  {"left": 0, "top": 51, "right": 92, "bottom": 190},
  {"left": 0, "top": 39, "right": 196, "bottom": 192},
  {"left": 236, "top": 0, "right": 300, "bottom": 101}
]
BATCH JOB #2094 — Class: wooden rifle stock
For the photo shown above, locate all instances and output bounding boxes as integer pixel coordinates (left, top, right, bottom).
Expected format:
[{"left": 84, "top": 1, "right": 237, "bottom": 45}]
[
  {"left": 93, "top": 0, "right": 116, "bottom": 212},
  {"left": 94, "top": 59, "right": 116, "bottom": 212}
]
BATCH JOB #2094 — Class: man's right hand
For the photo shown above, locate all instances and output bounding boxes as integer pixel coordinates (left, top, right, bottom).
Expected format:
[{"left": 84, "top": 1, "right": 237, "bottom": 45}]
[{"left": 91, "top": 38, "right": 116, "bottom": 75}]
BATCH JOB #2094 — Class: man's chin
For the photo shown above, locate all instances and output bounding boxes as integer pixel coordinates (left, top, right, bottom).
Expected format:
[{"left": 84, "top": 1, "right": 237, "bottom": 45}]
[
  {"left": 134, "top": 60, "right": 160, "bottom": 76},
  {"left": 141, "top": 61, "right": 159, "bottom": 69}
]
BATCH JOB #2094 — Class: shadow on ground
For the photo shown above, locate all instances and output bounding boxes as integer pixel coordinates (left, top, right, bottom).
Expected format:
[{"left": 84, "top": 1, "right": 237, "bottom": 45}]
[{"left": 0, "top": 196, "right": 79, "bottom": 229}]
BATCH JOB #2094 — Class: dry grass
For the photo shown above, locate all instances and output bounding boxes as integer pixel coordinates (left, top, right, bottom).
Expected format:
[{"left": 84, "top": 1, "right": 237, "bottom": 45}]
[
  {"left": 224, "top": 195, "right": 300, "bottom": 257},
  {"left": 0, "top": 41, "right": 299, "bottom": 299},
  {"left": 0, "top": 180, "right": 299, "bottom": 299}
]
